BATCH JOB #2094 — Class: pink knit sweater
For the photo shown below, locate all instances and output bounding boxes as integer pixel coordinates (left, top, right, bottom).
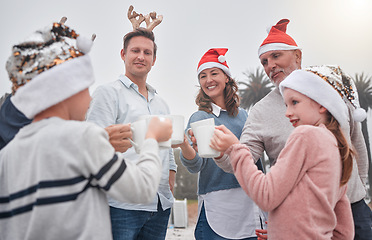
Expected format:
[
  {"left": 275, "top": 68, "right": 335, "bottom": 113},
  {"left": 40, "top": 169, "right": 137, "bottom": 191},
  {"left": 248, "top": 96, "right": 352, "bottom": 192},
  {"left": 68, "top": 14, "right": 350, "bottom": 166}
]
[{"left": 226, "top": 124, "right": 354, "bottom": 239}]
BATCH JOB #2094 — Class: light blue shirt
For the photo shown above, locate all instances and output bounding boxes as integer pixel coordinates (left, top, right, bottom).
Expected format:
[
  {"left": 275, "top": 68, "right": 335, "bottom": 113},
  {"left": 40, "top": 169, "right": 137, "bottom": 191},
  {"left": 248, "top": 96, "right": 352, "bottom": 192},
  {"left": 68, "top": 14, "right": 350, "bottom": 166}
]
[{"left": 86, "top": 74, "right": 176, "bottom": 211}]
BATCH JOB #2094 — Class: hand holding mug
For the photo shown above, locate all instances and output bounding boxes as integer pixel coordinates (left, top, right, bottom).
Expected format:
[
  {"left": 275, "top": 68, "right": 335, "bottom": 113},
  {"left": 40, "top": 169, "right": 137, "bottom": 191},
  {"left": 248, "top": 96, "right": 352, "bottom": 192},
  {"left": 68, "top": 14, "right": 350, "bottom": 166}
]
[
  {"left": 186, "top": 129, "right": 198, "bottom": 152},
  {"left": 171, "top": 134, "right": 188, "bottom": 148},
  {"left": 105, "top": 124, "right": 132, "bottom": 153},
  {"left": 186, "top": 118, "right": 215, "bottom": 153},
  {"left": 131, "top": 116, "right": 173, "bottom": 153},
  {"left": 146, "top": 117, "right": 173, "bottom": 142}
]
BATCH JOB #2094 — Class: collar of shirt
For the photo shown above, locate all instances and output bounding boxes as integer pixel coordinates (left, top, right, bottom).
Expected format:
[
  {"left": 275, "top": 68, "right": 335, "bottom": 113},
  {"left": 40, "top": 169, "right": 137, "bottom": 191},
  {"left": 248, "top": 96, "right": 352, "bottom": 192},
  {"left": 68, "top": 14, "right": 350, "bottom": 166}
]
[
  {"left": 119, "top": 74, "right": 157, "bottom": 93},
  {"left": 211, "top": 103, "right": 226, "bottom": 117},
  {"left": 119, "top": 74, "right": 158, "bottom": 101}
]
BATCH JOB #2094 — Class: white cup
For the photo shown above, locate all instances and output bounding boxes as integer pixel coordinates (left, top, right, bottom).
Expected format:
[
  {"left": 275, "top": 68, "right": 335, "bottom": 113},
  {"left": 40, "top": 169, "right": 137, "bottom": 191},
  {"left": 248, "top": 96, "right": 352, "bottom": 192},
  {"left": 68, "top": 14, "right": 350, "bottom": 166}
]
[
  {"left": 136, "top": 115, "right": 172, "bottom": 149},
  {"left": 187, "top": 118, "right": 219, "bottom": 158},
  {"left": 194, "top": 125, "right": 220, "bottom": 158},
  {"left": 169, "top": 115, "right": 184, "bottom": 145},
  {"left": 188, "top": 118, "right": 215, "bottom": 140},
  {"left": 130, "top": 119, "right": 148, "bottom": 154}
]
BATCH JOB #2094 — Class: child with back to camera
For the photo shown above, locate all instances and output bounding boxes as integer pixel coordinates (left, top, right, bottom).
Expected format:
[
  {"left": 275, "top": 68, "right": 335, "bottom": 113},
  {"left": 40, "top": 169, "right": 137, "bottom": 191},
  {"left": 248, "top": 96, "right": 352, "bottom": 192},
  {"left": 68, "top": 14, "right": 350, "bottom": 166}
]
[
  {"left": 0, "top": 18, "right": 172, "bottom": 240},
  {"left": 210, "top": 65, "right": 356, "bottom": 239}
]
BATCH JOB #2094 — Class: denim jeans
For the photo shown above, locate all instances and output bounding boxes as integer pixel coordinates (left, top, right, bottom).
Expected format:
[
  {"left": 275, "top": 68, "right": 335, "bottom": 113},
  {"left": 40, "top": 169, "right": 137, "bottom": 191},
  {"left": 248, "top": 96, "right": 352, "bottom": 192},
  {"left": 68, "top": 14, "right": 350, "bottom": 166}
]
[
  {"left": 110, "top": 200, "right": 171, "bottom": 240},
  {"left": 351, "top": 199, "right": 372, "bottom": 240},
  {"left": 195, "top": 204, "right": 257, "bottom": 240}
]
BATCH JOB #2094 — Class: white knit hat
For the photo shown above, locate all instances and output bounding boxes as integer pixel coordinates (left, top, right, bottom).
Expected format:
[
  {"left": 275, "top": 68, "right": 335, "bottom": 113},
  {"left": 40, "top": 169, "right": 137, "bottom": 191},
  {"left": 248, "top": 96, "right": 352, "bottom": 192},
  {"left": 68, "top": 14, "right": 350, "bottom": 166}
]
[
  {"left": 7, "top": 18, "right": 95, "bottom": 119},
  {"left": 279, "top": 65, "right": 367, "bottom": 130}
]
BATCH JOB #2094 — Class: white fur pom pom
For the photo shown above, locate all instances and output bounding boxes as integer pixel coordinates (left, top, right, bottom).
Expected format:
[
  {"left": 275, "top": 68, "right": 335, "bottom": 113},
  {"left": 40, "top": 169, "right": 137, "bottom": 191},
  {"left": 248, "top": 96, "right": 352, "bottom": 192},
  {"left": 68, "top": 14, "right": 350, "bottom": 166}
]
[
  {"left": 77, "top": 36, "right": 93, "bottom": 54},
  {"left": 218, "top": 55, "right": 226, "bottom": 63},
  {"left": 353, "top": 108, "right": 367, "bottom": 122}
]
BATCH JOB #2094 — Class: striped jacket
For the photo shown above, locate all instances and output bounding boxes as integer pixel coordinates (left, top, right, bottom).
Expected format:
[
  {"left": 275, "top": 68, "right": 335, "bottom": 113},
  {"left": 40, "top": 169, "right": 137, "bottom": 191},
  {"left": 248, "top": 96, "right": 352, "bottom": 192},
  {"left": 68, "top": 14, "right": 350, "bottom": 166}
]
[{"left": 0, "top": 117, "right": 162, "bottom": 239}]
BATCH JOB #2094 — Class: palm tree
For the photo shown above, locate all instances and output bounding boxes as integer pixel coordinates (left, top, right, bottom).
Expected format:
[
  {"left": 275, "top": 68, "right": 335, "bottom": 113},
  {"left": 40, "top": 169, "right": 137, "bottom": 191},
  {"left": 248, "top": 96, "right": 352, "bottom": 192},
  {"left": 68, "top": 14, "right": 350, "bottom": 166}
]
[
  {"left": 238, "top": 67, "right": 274, "bottom": 111},
  {"left": 354, "top": 73, "right": 372, "bottom": 198},
  {"left": 238, "top": 67, "right": 274, "bottom": 172}
]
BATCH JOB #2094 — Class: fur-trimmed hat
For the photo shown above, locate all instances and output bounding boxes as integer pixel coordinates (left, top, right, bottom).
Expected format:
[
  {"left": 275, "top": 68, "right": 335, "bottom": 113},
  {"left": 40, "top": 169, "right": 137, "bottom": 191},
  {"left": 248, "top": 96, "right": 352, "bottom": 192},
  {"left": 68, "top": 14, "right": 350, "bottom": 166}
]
[
  {"left": 279, "top": 65, "right": 367, "bottom": 130},
  {"left": 197, "top": 48, "right": 231, "bottom": 77},
  {"left": 7, "top": 18, "right": 95, "bottom": 119},
  {"left": 258, "top": 19, "right": 301, "bottom": 57}
]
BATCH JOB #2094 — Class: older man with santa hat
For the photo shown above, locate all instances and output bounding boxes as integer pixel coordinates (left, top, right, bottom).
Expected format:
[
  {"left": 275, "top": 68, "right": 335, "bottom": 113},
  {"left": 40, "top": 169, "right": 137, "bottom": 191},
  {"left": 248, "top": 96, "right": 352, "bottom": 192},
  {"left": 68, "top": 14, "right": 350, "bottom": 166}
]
[{"left": 215, "top": 19, "right": 371, "bottom": 240}]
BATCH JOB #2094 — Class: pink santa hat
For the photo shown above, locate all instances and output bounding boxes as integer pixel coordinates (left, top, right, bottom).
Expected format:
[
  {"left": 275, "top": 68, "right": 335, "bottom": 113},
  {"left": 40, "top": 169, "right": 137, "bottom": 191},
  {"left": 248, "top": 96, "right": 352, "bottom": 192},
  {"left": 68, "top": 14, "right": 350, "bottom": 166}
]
[
  {"left": 258, "top": 19, "right": 301, "bottom": 57},
  {"left": 197, "top": 48, "right": 231, "bottom": 77}
]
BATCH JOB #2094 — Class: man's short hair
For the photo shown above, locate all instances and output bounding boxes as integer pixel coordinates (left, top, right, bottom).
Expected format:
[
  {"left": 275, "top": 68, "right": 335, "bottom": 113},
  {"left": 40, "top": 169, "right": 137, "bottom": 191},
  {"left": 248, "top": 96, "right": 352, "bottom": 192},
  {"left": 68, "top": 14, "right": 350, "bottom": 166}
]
[{"left": 123, "top": 28, "right": 157, "bottom": 58}]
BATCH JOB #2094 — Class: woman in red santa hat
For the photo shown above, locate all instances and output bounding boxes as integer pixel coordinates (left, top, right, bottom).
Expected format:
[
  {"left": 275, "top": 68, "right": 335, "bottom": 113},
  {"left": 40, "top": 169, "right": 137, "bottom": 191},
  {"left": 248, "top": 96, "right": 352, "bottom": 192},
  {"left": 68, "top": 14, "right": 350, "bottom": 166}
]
[{"left": 175, "top": 48, "right": 266, "bottom": 240}]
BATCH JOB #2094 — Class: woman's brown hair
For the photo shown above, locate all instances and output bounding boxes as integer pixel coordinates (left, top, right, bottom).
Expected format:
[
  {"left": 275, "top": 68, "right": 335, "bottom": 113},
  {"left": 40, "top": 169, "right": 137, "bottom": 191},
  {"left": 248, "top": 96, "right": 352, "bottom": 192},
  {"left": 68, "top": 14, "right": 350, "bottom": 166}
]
[
  {"left": 195, "top": 72, "right": 240, "bottom": 116},
  {"left": 324, "top": 113, "right": 353, "bottom": 186}
]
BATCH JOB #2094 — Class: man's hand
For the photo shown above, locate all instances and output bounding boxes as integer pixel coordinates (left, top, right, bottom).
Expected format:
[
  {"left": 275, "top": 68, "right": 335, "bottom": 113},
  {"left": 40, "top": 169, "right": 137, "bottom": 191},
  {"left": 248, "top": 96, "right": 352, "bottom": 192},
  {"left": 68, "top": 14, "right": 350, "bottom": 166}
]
[{"left": 105, "top": 124, "right": 132, "bottom": 153}]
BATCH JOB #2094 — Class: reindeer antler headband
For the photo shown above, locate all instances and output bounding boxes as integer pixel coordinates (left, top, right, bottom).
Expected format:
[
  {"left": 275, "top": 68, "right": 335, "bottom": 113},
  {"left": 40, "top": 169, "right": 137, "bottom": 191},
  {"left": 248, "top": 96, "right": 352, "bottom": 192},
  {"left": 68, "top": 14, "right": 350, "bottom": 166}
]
[{"left": 127, "top": 5, "right": 163, "bottom": 31}]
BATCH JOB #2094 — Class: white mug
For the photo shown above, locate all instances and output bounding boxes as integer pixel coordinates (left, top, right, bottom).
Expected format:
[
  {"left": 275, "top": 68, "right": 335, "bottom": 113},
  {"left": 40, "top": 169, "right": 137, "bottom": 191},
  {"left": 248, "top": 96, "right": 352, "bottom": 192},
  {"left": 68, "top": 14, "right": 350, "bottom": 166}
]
[
  {"left": 130, "top": 119, "right": 148, "bottom": 154},
  {"left": 187, "top": 118, "right": 215, "bottom": 140},
  {"left": 169, "top": 115, "right": 184, "bottom": 145},
  {"left": 193, "top": 125, "right": 220, "bottom": 158},
  {"left": 136, "top": 115, "right": 172, "bottom": 149}
]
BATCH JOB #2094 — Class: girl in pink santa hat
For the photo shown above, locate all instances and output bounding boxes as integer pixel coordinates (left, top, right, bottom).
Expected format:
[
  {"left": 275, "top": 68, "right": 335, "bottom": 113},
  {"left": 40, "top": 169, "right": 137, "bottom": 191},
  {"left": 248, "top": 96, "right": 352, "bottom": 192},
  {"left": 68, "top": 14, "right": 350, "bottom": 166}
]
[
  {"left": 174, "top": 48, "right": 266, "bottom": 240},
  {"left": 210, "top": 66, "right": 355, "bottom": 240}
]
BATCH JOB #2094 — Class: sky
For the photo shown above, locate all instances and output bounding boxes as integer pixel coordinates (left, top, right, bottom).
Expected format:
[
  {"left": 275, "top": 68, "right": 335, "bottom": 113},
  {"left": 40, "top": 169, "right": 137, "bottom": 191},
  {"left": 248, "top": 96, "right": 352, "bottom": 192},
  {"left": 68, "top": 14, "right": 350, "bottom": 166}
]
[{"left": 1, "top": 0, "right": 372, "bottom": 139}]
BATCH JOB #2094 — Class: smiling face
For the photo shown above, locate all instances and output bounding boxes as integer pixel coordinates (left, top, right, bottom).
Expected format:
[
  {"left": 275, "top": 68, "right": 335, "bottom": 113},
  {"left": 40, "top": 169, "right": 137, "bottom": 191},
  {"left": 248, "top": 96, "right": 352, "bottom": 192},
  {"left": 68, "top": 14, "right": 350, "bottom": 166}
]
[
  {"left": 121, "top": 36, "right": 156, "bottom": 80},
  {"left": 283, "top": 88, "right": 327, "bottom": 128},
  {"left": 259, "top": 49, "right": 302, "bottom": 86},
  {"left": 198, "top": 67, "right": 228, "bottom": 105}
]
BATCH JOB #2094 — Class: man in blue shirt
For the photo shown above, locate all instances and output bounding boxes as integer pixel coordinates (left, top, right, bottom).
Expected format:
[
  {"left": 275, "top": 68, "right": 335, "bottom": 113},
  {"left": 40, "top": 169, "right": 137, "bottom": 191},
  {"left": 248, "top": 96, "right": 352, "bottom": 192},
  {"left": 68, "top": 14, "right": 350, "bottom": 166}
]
[{"left": 86, "top": 27, "right": 177, "bottom": 239}]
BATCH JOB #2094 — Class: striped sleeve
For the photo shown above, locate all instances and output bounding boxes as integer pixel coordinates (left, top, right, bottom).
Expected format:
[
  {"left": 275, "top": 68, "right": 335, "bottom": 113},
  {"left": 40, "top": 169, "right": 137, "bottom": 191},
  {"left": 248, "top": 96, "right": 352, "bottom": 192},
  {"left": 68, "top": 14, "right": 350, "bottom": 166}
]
[{"left": 83, "top": 125, "right": 162, "bottom": 203}]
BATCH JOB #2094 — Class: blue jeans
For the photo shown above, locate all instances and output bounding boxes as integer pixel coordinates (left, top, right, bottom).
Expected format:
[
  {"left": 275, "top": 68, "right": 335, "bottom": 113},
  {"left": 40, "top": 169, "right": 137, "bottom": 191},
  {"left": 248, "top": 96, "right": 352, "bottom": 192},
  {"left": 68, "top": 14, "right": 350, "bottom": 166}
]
[
  {"left": 351, "top": 199, "right": 372, "bottom": 240},
  {"left": 110, "top": 201, "right": 171, "bottom": 240},
  {"left": 195, "top": 204, "right": 257, "bottom": 240}
]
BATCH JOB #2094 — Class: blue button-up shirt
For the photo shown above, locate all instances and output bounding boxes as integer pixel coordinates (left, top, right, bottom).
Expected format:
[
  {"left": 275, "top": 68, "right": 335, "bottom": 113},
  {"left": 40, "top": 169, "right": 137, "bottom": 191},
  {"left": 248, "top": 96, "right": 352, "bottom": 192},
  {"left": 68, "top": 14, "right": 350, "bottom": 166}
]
[{"left": 86, "top": 74, "right": 176, "bottom": 211}]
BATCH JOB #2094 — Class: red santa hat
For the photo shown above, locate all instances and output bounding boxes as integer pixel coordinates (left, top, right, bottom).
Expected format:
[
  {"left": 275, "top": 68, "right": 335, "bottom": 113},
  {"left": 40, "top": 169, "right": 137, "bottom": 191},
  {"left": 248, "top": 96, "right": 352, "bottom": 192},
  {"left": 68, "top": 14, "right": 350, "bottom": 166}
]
[
  {"left": 258, "top": 19, "right": 301, "bottom": 57},
  {"left": 197, "top": 48, "right": 231, "bottom": 77}
]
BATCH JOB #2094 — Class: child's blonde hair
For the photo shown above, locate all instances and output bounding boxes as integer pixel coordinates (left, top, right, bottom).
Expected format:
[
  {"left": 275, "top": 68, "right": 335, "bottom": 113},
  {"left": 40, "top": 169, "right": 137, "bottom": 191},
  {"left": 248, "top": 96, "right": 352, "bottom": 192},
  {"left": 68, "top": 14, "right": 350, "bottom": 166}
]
[{"left": 324, "top": 113, "right": 353, "bottom": 186}]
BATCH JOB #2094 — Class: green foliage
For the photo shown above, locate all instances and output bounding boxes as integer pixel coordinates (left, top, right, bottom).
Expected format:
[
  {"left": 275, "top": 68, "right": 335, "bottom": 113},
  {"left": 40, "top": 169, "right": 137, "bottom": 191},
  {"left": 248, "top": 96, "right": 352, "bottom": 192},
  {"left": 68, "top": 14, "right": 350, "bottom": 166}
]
[
  {"left": 238, "top": 67, "right": 274, "bottom": 110},
  {"left": 173, "top": 149, "right": 198, "bottom": 200},
  {"left": 354, "top": 73, "right": 372, "bottom": 112},
  {"left": 238, "top": 67, "right": 274, "bottom": 171},
  {"left": 354, "top": 72, "right": 372, "bottom": 199}
]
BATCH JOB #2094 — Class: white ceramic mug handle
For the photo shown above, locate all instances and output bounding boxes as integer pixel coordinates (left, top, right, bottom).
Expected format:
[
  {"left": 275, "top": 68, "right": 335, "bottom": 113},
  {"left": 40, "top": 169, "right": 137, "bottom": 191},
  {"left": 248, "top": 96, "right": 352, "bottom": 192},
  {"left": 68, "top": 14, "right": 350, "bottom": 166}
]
[
  {"left": 185, "top": 127, "right": 193, "bottom": 142},
  {"left": 129, "top": 126, "right": 138, "bottom": 149},
  {"left": 129, "top": 138, "right": 138, "bottom": 149}
]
